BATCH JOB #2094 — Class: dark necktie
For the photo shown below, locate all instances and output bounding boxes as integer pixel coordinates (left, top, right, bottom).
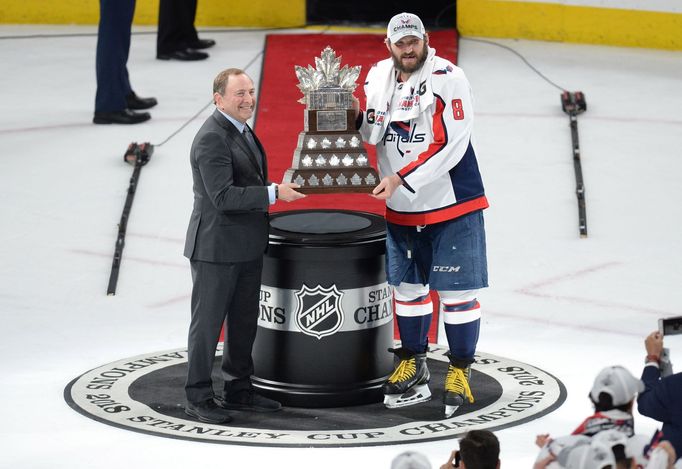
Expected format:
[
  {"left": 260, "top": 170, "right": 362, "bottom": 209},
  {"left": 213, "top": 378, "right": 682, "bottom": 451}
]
[{"left": 243, "top": 126, "right": 263, "bottom": 172}]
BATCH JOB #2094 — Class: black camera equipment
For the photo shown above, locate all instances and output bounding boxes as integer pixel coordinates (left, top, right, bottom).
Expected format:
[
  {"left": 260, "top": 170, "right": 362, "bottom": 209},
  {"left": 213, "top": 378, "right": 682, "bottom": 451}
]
[
  {"left": 561, "top": 91, "right": 588, "bottom": 238},
  {"left": 107, "top": 142, "right": 154, "bottom": 296}
]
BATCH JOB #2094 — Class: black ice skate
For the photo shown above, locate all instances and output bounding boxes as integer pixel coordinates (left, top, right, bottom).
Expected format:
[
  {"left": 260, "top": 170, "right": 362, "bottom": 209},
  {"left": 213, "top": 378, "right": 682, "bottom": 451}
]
[
  {"left": 443, "top": 353, "right": 474, "bottom": 418},
  {"left": 382, "top": 347, "right": 431, "bottom": 409}
]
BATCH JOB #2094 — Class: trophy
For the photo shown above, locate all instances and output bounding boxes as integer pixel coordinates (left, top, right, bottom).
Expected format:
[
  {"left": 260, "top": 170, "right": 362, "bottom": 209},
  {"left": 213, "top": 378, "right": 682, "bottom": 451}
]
[{"left": 282, "top": 46, "right": 379, "bottom": 193}]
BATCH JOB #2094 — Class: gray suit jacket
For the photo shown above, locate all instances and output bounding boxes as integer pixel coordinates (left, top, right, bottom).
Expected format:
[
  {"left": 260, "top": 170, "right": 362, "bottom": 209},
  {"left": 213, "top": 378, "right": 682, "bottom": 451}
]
[{"left": 184, "top": 109, "right": 271, "bottom": 263}]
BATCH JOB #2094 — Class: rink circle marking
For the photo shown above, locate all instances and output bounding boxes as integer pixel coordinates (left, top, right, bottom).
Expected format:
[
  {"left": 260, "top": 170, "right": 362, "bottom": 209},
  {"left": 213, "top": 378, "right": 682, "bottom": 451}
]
[{"left": 64, "top": 344, "right": 566, "bottom": 447}]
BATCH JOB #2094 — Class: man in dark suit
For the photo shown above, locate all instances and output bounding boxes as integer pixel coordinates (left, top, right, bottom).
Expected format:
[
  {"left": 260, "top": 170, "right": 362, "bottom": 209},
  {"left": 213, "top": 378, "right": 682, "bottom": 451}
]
[
  {"left": 638, "top": 330, "right": 682, "bottom": 459},
  {"left": 183, "top": 68, "right": 304, "bottom": 423}
]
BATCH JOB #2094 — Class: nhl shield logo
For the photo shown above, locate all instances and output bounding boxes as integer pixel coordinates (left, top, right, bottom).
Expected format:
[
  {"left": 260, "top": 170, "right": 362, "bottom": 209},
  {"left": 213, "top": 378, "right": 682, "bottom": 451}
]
[{"left": 294, "top": 284, "right": 344, "bottom": 339}]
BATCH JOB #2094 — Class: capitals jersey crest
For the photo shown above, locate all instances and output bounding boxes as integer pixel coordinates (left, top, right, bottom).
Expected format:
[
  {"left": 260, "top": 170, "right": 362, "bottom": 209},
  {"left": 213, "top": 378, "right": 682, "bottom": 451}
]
[{"left": 294, "top": 284, "right": 344, "bottom": 339}]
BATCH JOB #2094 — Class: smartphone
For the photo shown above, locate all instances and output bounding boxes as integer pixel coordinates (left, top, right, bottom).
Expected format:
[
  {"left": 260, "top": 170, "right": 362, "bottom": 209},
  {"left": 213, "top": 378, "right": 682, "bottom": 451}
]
[{"left": 659, "top": 316, "right": 682, "bottom": 336}]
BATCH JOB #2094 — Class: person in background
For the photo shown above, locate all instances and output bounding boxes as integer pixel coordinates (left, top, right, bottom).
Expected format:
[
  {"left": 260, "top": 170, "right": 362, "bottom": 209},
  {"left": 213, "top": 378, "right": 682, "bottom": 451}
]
[
  {"left": 533, "top": 365, "right": 643, "bottom": 467},
  {"left": 553, "top": 433, "right": 677, "bottom": 469},
  {"left": 440, "top": 430, "right": 500, "bottom": 469},
  {"left": 156, "top": 0, "right": 213, "bottom": 61},
  {"left": 392, "top": 450, "right": 432, "bottom": 469},
  {"left": 638, "top": 330, "right": 682, "bottom": 460},
  {"left": 94, "top": 0, "right": 157, "bottom": 125},
  {"left": 572, "top": 365, "right": 644, "bottom": 437}
]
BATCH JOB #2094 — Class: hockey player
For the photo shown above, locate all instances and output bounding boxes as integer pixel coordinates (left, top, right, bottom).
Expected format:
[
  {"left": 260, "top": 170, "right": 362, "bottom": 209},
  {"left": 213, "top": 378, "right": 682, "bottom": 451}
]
[{"left": 354, "top": 12, "right": 489, "bottom": 417}]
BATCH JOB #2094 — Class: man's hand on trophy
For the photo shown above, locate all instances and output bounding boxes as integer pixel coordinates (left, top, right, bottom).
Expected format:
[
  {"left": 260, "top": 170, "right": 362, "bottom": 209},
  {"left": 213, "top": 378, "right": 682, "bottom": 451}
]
[
  {"left": 351, "top": 95, "right": 361, "bottom": 120},
  {"left": 371, "top": 174, "right": 402, "bottom": 200},
  {"left": 277, "top": 183, "right": 306, "bottom": 202}
]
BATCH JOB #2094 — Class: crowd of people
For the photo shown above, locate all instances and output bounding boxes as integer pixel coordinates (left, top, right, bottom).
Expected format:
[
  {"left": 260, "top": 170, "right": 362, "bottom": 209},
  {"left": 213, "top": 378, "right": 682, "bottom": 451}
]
[{"left": 390, "top": 330, "right": 680, "bottom": 469}]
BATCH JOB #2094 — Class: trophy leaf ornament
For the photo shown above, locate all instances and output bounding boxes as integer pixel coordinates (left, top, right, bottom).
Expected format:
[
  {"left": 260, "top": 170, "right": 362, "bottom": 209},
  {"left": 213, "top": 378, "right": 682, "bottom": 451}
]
[{"left": 295, "top": 46, "right": 361, "bottom": 102}]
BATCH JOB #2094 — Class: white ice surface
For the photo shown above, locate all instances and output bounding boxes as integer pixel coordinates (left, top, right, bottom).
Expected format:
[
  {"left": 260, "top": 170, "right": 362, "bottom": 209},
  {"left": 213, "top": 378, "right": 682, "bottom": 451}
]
[{"left": 1, "top": 25, "right": 681, "bottom": 468}]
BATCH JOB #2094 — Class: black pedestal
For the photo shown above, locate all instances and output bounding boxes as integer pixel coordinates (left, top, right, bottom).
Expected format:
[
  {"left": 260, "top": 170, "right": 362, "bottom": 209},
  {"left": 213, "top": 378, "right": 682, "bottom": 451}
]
[{"left": 252, "top": 210, "right": 393, "bottom": 407}]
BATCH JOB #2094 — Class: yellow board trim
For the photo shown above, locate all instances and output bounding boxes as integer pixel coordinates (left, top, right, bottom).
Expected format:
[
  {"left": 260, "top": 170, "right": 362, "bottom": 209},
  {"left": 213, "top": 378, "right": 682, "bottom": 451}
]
[
  {"left": 0, "top": 0, "right": 305, "bottom": 28},
  {"left": 457, "top": 0, "right": 682, "bottom": 50}
]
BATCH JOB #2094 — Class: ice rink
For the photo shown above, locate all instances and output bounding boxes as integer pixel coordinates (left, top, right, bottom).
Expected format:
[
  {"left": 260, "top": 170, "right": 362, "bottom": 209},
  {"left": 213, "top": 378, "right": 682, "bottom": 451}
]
[{"left": 1, "top": 24, "right": 681, "bottom": 468}]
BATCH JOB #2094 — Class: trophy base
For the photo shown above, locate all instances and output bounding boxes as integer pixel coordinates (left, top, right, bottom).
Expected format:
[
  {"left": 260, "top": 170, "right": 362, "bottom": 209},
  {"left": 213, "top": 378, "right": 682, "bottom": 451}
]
[
  {"left": 295, "top": 186, "right": 375, "bottom": 194},
  {"left": 283, "top": 168, "right": 379, "bottom": 194}
]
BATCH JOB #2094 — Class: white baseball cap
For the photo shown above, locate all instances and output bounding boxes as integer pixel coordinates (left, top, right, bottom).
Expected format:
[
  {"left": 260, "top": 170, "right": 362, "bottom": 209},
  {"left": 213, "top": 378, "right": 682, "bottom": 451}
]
[
  {"left": 547, "top": 434, "right": 591, "bottom": 457},
  {"left": 558, "top": 439, "right": 616, "bottom": 469},
  {"left": 387, "top": 12, "right": 426, "bottom": 43},
  {"left": 390, "top": 450, "right": 431, "bottom": 469},
  {"left": 589, "top": 365, "right": 644, "bottom": 407}
]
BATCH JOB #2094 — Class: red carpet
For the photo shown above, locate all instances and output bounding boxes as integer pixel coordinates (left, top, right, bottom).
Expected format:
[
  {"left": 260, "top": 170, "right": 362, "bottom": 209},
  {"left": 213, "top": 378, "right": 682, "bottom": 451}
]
[{"left": 256, "top": 30, "right": 459, "bottom": 342}]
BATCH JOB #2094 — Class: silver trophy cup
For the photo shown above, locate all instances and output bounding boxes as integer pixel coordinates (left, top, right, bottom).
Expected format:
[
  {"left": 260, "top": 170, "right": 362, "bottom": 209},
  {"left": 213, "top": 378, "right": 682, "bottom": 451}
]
[{"left": 283, "top": 46, "right": 379, "bottom": 194}]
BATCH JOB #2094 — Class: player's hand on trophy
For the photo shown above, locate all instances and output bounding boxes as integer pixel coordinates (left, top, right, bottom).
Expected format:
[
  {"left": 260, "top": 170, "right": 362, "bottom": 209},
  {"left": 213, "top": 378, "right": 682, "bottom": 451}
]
[
  {"left": 351, "top": 95, "right": 361, "bottom": 120},
  {"left": 277, "top": 183, "right": 306, "bottom": 202},
  {"left": 371, "top": 174, "right": 402, "bottom": 200}
]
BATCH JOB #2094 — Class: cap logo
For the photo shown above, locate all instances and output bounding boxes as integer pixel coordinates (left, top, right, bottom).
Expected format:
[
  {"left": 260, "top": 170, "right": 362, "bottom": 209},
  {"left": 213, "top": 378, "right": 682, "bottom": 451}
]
[
  {"left": 388, "top": 13, "right": 424, "bottom": 40},
  {"left": 393, "top": 24, "right": 419, "bottom": 33}
]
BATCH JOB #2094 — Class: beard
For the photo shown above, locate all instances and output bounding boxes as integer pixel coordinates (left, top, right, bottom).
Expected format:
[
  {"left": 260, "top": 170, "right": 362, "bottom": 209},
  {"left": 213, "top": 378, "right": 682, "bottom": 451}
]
[{"left": 391, "top": 45, "right": 428, "bottom": 74}]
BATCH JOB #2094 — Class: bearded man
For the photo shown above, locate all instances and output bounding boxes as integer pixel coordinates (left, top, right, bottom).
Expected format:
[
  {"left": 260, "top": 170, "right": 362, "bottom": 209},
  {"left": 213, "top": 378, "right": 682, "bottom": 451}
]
[{"left": 353, "top": 12, "right": 489, "bottom": 418}]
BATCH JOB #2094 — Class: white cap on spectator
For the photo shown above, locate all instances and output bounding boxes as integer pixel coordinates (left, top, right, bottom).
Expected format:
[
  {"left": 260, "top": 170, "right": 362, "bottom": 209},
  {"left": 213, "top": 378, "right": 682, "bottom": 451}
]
[
  {"left": 548, "top": 434, "right": 591, "bottom": 457},
  {"left": 592, "top": 429, "right": 628, "bottom": 449},
  {"left": 625, "top": 434, "right": 651, "bottom": 467},
  {"left": 387, "top": 12, "right": 426, "bottom": 43},
  {"left": 589, "top": 365, "right": 644, "bottom": 406},
  {"left": 558, "top": 439, "right": 616, "bottom": 469},
  {"left": 391, "top": 450, "right": 431, "bottom": 469}
]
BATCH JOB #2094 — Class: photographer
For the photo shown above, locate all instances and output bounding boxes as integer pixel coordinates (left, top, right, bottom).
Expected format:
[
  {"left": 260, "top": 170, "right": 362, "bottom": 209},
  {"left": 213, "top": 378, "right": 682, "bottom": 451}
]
[
  {"left": 638, "top": 330, "right": 682, "bottom": 460},
  {"left": 439, "top": 430, "right": 500, "bottom": 469}
]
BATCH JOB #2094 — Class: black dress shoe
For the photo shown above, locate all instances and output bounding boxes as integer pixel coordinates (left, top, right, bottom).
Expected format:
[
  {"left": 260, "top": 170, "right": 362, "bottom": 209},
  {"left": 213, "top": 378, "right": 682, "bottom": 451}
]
[
  {"left": 185, "top": 398, "right": 232, "bottom": 424},
  {"left": 217, "top": 389, "right": 282, "bottom": 413},
  {"left": 126, "top": 92, "right": 157, "bottom": 110},
  {"left": 93, "top": 109, "right": 150, "bottom": 125},
  {"left": 156, "top": 48, "right": 209, "bottom": 61},
  {"left": 187, "top": 38, "right": 216, "bottom": 49}
]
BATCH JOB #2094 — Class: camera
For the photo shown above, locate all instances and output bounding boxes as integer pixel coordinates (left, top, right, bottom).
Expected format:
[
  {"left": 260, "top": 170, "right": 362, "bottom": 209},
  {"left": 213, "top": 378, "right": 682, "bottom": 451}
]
[{"left": 659, "top": 316, "right": 682, "bottom": 336}]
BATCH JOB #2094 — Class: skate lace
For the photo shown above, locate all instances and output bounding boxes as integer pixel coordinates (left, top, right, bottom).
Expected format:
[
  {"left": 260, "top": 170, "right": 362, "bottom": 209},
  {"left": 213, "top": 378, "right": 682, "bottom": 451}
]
[
  {"left": 388, "top": 358, "right": 416, "bottom": 383},
  {"left": 445, "top": 366, "right": 474, "bottom": 403}
]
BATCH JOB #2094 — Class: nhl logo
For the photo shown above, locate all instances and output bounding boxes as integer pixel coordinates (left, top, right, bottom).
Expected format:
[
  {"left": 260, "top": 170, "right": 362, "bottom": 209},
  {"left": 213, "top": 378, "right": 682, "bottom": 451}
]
[{"left": 294, "top": 284, "right": 344, "bottom": 339}]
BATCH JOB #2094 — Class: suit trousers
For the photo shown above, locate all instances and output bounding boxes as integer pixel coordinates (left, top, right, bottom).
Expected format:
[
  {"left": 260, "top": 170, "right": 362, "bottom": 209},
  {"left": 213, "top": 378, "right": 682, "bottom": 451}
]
[
  {"left": 157, "top": 0, "right": 199, "bottom": 55},
  {"left": 95, "top": 0, "right": 134, "bottom": 113},
  {"left": 185, "top": 258, "right": 263, "bottom": 403}
]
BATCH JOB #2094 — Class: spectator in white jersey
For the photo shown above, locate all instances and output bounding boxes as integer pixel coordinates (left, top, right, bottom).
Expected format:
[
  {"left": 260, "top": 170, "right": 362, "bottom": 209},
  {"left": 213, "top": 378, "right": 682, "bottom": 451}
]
[
  {"left": 572, "top": 365, "right": 644, "bottom": 436},
  {"left": 554, "top": 432, "right": 677, "bottom": 469},
  {"left": 353, "top": 11, "right": 489, "bottom": 419},
  {"left": 533, "top": 366, "right": 647, "bottom": 468}
]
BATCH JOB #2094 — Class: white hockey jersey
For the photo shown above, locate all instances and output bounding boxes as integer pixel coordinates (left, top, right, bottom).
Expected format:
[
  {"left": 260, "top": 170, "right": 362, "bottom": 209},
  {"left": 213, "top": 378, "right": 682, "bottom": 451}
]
[{"left": 359, "top": 52, "right": 488, "bottom": 226}]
